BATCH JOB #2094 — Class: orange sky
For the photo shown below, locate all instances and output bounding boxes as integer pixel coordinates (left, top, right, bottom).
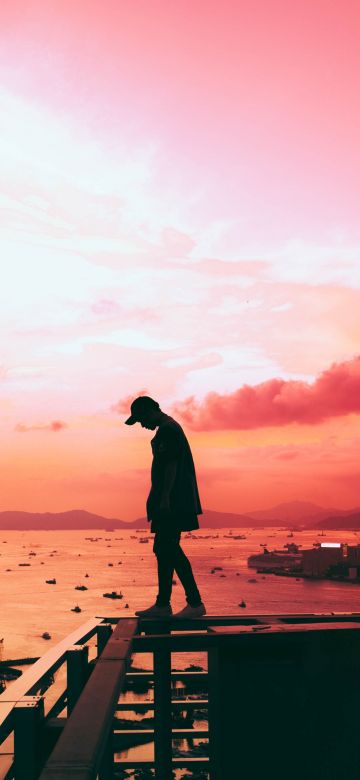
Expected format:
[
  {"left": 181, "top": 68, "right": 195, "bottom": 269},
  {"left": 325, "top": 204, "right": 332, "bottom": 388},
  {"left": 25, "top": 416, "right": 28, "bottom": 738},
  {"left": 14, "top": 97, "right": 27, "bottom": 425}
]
[{"left": 1, "top": 1, "right": 360, "bottom": 519}]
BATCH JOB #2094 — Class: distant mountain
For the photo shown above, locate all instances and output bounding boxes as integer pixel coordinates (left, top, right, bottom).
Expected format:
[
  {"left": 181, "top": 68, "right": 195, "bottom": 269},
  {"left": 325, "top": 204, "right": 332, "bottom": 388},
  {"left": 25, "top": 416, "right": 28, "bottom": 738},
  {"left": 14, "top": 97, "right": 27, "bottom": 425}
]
[
  {"left": 305, "top": 511, "right": 360, "bottom": 530},
  {"left": 246, "top": 501, "right": 346, "bottom": 525},
  {"left": 193, "top": 508, "right": 256, "bottom": 528},
  {"left": 1, "top": 504, "right": 359, "bottom": 530},
  {"left": 0, "top": 508, "right": 255, "bottom": 530},
  {"left": 0, "top": 510, "right": 147, "bottom": 531},
  {"left": 135, "top": 509, "right": 255, "bottom": 529}
]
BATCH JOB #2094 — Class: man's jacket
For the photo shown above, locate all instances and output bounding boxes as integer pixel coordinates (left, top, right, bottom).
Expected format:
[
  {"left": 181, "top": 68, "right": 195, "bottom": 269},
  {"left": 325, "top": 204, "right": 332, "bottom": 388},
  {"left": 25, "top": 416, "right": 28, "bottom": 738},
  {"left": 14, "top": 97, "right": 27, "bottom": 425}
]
[{"left": 146, "top": 415, "right": 202, "bottom": 529}]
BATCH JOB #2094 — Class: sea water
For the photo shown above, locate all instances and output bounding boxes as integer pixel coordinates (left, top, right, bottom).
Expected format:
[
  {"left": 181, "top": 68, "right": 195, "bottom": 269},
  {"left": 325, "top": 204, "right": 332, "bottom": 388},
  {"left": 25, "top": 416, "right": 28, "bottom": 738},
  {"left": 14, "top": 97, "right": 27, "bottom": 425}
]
[{"left": 1, "top": 526, "right": 360, "bottom": 660}]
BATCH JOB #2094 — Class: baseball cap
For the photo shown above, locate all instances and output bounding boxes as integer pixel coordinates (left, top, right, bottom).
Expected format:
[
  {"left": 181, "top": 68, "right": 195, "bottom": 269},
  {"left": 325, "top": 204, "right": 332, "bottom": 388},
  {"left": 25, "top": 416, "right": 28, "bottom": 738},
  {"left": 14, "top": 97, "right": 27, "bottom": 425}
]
[{"left": 125, "top": 396, "right": 160, "bottom": 425}]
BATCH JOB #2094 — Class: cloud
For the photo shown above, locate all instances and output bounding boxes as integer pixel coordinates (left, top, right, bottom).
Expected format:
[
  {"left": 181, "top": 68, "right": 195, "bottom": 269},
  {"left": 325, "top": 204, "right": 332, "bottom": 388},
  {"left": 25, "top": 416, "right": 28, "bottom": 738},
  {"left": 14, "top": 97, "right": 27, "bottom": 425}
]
[
  {"left": 191, "top": 258, "right": 269, "bottom": 277},
  {"left": 330, "top": 472, "right": 360, "bottom": 489},
  {"left": 161, "top": 228, "right": 196, "bottom": 257},
  {"left": 90, "top": 299, "right": 123, "bottom": 317},
  {"left": 89, "top": 299, "right": 160, "bottom": 324},
  {"left": 15, "top": 420, "right": 67, "bottom": 432},
  {"left": 172, "top": 355, "right": 360, "bottom": 431},
  {"left": 275, "top": 451, "right": 300, "bottom": 461},
  {"left": 111, "top": 390, "right": 149, "bottom": 416}
]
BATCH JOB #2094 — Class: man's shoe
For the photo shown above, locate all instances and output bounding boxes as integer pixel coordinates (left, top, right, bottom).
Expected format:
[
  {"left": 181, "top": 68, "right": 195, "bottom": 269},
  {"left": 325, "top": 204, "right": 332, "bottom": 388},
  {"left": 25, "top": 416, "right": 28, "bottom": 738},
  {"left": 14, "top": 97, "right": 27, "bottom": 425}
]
[
  {"left": 135, "top": 604, "right": 172, "bottom": 617},
  {"left": 173, "top": 603, "right": 206, "bottom": 618}
]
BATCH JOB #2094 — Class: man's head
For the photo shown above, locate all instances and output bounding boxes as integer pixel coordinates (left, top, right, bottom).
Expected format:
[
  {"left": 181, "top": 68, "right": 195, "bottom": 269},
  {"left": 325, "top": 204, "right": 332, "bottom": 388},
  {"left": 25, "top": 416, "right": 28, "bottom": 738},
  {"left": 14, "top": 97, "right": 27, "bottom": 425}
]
[{"left": 125, "top": 396, "right": 163, "bottom": 430}]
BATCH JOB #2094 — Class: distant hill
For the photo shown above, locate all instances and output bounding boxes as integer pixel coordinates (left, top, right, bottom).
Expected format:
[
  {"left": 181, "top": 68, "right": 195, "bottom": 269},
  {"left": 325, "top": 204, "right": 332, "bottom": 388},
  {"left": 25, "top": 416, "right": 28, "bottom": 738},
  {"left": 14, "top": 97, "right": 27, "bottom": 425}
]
[
  {"left": 1, "top": 504, "right": 359, "bottom": 530},
  {"left": 0, "top": 508, "right": 257, "bottom": 530},
  {"left": 305, "top": 511, "right": 360, "bottom": 530},
  {"left": 0, "top": 510, "right": 147, "bottom": 531},
  {"left": 135, "top": 509, "right": 255, "bottom": 529},
  {"left": 245, "top": 501, "right": 345, "bottom": 525}
]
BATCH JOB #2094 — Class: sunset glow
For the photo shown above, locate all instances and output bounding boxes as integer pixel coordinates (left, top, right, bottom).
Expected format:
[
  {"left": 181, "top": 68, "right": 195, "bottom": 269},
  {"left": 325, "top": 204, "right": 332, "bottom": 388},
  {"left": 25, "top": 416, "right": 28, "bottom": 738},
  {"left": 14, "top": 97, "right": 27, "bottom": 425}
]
[{"left": 1, "top": 0, "right": 360, "bottom": 519}]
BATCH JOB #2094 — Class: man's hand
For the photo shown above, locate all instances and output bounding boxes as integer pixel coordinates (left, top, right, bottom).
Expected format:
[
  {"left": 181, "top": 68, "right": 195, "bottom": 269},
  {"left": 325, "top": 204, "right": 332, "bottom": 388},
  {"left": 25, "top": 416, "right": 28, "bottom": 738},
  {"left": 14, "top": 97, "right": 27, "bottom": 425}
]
[
  {"left": 159, "top": 496, "right": 171, "bottom": 518},
  {"left": 159, "top": 496, "right": 171, "bottom": 511}
]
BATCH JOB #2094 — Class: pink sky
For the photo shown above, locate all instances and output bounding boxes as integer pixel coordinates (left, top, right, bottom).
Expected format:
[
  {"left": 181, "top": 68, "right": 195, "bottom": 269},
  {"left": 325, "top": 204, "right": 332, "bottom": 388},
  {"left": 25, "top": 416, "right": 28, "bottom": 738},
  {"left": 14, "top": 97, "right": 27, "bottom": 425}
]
[{"left": 1, "top": 1, "right": 360, "bottom": 519}]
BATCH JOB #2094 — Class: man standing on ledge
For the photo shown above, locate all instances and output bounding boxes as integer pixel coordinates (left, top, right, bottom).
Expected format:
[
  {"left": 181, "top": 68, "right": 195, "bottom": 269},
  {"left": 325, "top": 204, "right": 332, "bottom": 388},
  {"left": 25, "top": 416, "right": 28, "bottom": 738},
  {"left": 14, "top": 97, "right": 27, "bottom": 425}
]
[{"left": 125, "top": 395, "right": 206, "bottom": 618}]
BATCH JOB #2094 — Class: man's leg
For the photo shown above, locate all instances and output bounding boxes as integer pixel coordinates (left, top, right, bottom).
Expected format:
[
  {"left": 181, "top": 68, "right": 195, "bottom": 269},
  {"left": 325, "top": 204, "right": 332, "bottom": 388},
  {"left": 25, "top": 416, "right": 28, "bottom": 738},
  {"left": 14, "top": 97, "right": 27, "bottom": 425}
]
[
  {"left": 153, "top": 530, "right": 179, "bottom": 606},
  {"left": 173, "top": 538, "right": 202, "bottom": 607}
]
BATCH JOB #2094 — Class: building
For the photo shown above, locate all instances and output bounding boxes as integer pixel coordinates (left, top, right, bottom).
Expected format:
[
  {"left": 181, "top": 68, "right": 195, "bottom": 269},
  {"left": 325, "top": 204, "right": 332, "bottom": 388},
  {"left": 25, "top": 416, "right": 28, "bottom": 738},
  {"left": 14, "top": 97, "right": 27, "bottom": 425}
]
[{"left": 302, "top": 542, "right": 351, "bottom": 577}]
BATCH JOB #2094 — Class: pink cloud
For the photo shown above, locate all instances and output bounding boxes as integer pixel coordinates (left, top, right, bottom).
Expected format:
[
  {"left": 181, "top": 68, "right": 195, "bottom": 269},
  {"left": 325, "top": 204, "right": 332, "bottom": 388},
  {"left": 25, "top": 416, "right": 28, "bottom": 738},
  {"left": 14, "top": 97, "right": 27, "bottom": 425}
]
[
  {"left": 275, "top": 451, "right": 300, "bottom": 461},
  {"left": 111, "top": 389, "right": 149, "bottom": 416},
  {"left": 192, "top": 259, "right": 269, "bottom": 276},
  {"left": 161, "top": 228, "right": 195, "bottom": 257},
  {"left": 91, "top": 299, "right": 122, "bottom": 317},
  {"left": 172, "top": 355, "right": 360, "bottom": 431},
  {"left": 15, "top": 420, "right": 67, "bottom": 432},
  {"left": 90, "top": 300, "right": 159, "bottom": 323},
  {"left": 330, "top": 472, "right": 360, "bottom": 490}
]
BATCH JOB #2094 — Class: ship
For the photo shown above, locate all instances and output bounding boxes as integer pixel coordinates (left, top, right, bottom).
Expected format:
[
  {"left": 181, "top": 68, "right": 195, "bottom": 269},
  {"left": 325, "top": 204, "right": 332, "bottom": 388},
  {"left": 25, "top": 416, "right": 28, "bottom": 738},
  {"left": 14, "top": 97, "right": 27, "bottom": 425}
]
[{"left": 247, "top": 543, "right": 303, "bottom": 572}]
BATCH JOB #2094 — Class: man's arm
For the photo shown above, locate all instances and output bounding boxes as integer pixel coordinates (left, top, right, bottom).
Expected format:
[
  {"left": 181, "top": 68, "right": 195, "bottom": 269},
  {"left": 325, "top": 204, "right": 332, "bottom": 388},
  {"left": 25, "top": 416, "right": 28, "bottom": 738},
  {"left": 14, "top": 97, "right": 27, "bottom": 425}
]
[{"left": 159, "top": 460, "right": 178, "bottom": 508}]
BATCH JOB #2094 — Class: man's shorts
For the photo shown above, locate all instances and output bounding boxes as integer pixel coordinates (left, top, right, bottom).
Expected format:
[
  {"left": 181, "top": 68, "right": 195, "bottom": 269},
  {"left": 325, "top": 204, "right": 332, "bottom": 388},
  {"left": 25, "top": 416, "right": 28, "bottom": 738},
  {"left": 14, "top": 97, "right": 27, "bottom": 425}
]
[{"left": 149, "top": 509, "right": 199, "bottom": 534}]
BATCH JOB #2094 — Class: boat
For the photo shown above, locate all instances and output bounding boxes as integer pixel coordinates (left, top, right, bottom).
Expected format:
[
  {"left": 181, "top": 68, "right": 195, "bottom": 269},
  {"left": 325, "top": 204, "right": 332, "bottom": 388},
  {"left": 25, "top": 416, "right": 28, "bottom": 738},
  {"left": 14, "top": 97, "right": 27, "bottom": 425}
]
[
  {"left": 103, "top": 591, "right": 124, "bottom": 600},
  {"left": 247, "top": 543, "right": 303, "bottom": 571},
  {"left": 224, "top": 533, "right": 246, "bottom": 539},
  {"left": 46, "top": 578, "right": 56, "bottom": 584}
]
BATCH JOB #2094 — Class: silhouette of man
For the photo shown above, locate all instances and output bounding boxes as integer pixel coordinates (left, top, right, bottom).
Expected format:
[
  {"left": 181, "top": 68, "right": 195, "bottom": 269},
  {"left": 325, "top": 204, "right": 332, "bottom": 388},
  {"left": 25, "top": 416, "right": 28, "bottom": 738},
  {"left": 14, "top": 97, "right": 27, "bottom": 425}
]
[{"left": 125, "top": 396, "right": 206, "bottom": 617}]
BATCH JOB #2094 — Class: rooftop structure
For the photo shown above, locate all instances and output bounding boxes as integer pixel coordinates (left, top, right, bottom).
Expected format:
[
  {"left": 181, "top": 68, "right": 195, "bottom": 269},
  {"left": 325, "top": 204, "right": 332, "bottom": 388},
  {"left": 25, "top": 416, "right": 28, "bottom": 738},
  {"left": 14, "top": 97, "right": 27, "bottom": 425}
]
[{"left": 1, "top": 613, "right": 360, "bottom": 779}]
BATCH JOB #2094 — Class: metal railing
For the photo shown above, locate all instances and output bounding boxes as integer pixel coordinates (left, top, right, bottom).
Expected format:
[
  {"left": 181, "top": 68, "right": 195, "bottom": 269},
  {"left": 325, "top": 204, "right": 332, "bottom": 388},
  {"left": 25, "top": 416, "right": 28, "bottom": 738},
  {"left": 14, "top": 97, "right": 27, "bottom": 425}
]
[
  {"left": 2, "top": 612, "right": 360, "bottom": 779},
  {"left": 0, "top": 617, "right": 111, "bottom": 779}
]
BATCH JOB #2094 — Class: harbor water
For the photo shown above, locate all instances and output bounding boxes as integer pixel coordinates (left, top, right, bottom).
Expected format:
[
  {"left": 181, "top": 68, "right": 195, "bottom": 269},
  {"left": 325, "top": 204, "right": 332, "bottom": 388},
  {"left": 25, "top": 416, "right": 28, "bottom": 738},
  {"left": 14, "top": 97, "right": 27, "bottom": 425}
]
[{"left": 1, "top": 526, "right": 360, "bottom": 661}]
